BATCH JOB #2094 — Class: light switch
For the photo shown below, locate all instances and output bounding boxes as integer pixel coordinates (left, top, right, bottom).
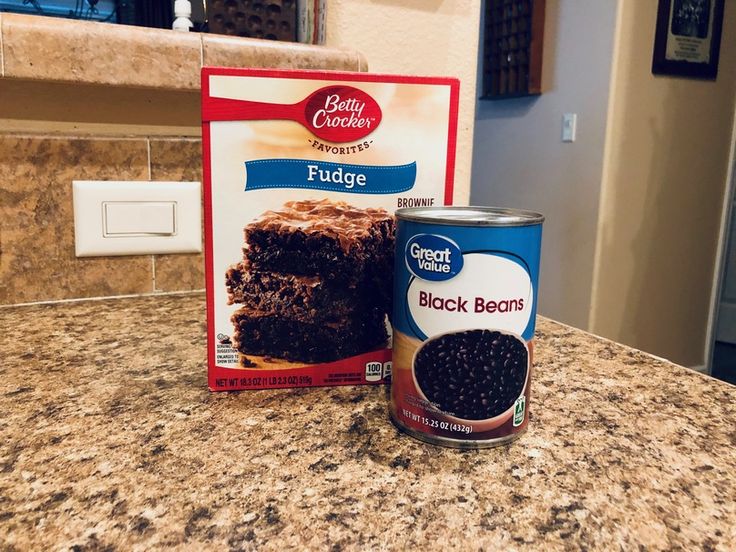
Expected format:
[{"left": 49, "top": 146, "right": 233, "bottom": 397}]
[
  {"left": 562, "top": 113, "right": 577, "bottom": 142},
  {"left": 104, "top": 202, "right": 176, "bottom": 236},
  {"left": 73, "top": 180, "right": 201, "bottom": 257}
]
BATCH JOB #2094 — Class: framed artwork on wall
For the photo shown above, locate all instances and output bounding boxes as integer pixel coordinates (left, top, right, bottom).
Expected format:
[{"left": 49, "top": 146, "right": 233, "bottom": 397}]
[{"left": 652, "top": 0, "right": 725, "bottom": 79}]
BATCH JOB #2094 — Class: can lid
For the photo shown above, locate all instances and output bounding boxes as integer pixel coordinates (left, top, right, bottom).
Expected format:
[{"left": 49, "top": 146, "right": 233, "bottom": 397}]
[{"left": 395, "top": 206, "right": 544, "bottom": 227}]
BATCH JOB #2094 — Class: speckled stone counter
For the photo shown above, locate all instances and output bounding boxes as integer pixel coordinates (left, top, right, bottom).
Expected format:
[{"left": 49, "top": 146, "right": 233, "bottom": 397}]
[{"left": 1, "top": 294, "right": 735, "bottom": 551}]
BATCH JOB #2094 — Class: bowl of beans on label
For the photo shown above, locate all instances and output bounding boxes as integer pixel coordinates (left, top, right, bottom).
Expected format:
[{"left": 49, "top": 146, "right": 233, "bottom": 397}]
[{"left": 411, "top": 328, "right": 530, "bottom": 431}]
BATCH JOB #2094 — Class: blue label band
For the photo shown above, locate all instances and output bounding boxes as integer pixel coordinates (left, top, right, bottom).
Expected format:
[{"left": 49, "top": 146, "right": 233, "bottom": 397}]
[{"left": 244, "top": 159, "right": 416, "bottom": 194}]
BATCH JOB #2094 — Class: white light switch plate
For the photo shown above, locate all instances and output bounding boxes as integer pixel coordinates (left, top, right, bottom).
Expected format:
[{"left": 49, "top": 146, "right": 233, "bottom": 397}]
[
  {"left": 562, "top": 113, "right": 577, "bottom": 142},
  {"left": 73, "top": 181, "right": 202, "bottom": 257}
]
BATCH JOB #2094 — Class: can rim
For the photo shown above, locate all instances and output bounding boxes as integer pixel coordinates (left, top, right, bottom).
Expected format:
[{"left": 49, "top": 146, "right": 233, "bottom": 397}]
[{"left": 395, "top": 206, "right": 544, "bottom": 226}]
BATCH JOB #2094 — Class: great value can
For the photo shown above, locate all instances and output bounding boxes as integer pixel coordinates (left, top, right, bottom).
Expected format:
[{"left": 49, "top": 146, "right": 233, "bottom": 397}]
[{"left": 390, "top": 206, "right": 544, "bottom": 448}]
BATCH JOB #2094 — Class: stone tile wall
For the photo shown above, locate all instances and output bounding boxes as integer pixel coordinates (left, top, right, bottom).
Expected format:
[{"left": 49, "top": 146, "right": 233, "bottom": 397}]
[{"left": 0, "top": 135, "right": 204, "bottom": 304}]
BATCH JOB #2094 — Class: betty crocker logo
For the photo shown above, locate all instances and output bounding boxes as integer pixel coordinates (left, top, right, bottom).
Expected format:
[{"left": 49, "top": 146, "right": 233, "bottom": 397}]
[{"left": 304, "top": 86, "right": 382, "bottom": 143}]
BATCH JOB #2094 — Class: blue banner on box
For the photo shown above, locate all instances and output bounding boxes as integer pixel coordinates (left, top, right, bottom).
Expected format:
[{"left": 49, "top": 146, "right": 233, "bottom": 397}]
[{"left": 244, "top": 159, "right": 416, "bottom": 194}]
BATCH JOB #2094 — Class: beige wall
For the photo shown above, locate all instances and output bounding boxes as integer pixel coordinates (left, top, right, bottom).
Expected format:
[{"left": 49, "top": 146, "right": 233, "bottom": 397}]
[
  {"left": 590, "top": 0, "right": 736, "bottom": 366},
  {"left": 471, "top": 0, "right": 620, "bottom": 329},
  {"left": 325, "top": 0, "right": 482, "bottom": 204}
]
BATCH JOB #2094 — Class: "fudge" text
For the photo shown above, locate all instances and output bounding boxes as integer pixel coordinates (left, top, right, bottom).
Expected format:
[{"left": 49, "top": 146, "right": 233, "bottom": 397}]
[{"left": 307, "top": 163, "right": 366, "bottom": 189}]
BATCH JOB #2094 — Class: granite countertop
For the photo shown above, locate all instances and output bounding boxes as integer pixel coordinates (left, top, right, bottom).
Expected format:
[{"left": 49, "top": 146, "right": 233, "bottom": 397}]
[{"left": 1, "top": 294, "right": 735, "bottom": 550}]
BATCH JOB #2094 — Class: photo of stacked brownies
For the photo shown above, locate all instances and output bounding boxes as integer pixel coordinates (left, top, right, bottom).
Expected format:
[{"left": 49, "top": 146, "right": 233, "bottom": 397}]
[{"left": 226, "top": 199, "right": 395, "bottom": 364}]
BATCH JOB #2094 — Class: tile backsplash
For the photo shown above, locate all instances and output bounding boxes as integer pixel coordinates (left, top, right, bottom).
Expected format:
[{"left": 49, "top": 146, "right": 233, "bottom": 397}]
[{"left": 0, "top": 134, "right": 204, "bottom": 305}]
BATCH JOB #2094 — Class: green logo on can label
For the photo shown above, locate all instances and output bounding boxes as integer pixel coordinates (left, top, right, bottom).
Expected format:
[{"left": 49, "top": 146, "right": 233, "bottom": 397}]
[{"left": 513, "top": 396, "right": 526, "bottom": 427}]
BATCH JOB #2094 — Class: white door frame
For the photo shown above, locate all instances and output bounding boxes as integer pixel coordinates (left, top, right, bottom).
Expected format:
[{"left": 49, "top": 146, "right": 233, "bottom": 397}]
[{"left": 704, "top": 106, "right": 736, "bottom": 374}]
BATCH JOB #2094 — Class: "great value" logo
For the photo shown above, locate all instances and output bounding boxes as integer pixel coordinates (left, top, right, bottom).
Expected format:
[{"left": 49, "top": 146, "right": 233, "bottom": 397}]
[{"left": 405, "top": 234, "right": 464, "bottom": 282}]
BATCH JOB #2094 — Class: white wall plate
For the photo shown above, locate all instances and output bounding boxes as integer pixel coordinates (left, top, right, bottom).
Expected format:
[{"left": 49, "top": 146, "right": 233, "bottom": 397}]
[
  {"left": 73, "top": 181, "right": 202, "bottom": 257},
  {"left": 562, "top": 113, "right": 577, "bottom": 142}
]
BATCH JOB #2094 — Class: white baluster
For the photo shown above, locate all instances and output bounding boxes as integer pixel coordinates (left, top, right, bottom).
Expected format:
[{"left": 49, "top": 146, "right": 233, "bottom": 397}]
[{"left": 173, "top": 0, "right": 193, "bottom": 32}]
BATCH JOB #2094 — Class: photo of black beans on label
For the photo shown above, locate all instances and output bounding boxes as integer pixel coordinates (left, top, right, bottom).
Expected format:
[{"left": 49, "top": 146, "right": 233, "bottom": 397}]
[{"left": 413, "top": 329, "right": 528, "bottom": 420}]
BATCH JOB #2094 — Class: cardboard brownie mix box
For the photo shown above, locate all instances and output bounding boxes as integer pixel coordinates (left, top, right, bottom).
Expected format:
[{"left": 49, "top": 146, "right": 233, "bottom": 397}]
[{"left": 202, "top": 67, "right": 459, "bottom": 391}]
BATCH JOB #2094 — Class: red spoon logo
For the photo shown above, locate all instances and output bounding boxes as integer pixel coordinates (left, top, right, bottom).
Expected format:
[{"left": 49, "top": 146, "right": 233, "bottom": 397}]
[
  {"left": 303, "top": 86, "right": 382, "bottom": 142},
  {"left": 202, "top": 84, "right": 383, "bottom": 143}
]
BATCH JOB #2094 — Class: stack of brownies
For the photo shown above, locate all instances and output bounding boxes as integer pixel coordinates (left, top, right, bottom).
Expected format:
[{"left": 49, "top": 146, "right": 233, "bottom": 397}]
[{"left": 225, "top": 199, "right": 395, "bottom": 364}]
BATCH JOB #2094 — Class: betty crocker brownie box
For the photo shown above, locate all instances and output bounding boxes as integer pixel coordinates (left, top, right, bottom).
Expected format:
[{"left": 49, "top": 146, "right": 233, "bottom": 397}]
[{"left": 202, "top": 67, "right": 459, "bottom": 391}]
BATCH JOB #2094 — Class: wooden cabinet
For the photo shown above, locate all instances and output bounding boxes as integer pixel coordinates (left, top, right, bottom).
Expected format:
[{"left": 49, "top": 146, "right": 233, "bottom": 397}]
[{"left": 481, "top": 0, "right": 545, "bottom": 100}]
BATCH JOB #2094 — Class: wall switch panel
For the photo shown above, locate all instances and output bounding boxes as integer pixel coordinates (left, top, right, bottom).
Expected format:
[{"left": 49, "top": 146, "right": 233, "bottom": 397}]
[
  {"left": 73, "top": 181, "right": 202, "bottom": 257},
  {"left": 562, "top": 113, "right": 577, "bottom": 142}
]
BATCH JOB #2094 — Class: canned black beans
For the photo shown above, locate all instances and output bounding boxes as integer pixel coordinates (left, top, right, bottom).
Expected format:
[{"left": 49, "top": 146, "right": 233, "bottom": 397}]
[{"left": 390, "top": 206, "right": 543, "bottom": 448}]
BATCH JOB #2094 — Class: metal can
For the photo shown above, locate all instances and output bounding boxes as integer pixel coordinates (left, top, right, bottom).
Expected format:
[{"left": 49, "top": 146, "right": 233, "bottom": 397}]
[{"left": 390, "top": 206, "right": 544, "bottom": 448}]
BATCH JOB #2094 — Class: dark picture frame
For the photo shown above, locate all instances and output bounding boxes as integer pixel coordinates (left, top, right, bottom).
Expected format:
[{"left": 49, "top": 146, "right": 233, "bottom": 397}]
[{"left": 652, "top": 0, "right": 725, "bottom": 79}]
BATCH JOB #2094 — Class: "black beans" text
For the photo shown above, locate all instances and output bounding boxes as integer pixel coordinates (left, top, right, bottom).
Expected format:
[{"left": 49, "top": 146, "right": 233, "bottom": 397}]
[{"left": 418, "top": 291, "right": 524, "bottom": 313}]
